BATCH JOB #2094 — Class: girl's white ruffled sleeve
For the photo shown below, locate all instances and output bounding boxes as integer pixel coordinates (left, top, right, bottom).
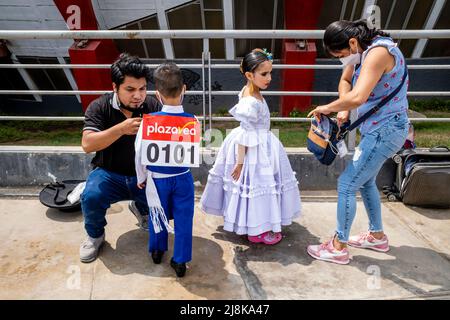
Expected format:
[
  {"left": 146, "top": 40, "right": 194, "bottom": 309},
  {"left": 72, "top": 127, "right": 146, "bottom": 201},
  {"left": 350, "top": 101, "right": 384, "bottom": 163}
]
[{"left": 228, "top": 99, "right": 260, "bottom": 147}]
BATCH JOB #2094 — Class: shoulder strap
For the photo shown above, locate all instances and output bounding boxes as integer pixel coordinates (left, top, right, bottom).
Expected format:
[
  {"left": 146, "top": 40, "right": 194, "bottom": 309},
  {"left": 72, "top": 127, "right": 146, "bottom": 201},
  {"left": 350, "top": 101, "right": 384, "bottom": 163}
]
[{"left": 346, "top": 65, "right": 408, "bottom": 132}]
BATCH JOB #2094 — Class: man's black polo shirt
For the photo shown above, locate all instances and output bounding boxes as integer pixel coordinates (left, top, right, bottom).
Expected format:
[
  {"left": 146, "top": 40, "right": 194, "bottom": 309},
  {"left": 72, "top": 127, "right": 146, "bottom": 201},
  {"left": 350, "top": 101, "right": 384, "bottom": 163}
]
[{"left": 83, "top": 93, "right": 160, "bottom": 176}]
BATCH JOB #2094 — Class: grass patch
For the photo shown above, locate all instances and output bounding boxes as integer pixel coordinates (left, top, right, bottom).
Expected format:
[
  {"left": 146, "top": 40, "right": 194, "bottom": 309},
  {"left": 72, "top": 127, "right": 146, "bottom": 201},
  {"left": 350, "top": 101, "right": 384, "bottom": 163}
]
[
  {"left": 1, "top": 99, "right": 450, "bottom": 148},
  {"left": 1, "top": 119, "right": 449, "bottom": 148},
  {"left": 0, "top": 121, "right": 82, "bottom": 146},
  {"left": 202, "top": 121, "right": 310, "bottom": 148},
  {"left": 272, "top": 121, "right": 310, "bottom": 147},
  {"left": 412, "top": 122, "right": 450, "bottom": 148},
  {"left": 409, "top": 98, "right": 450, "bottom": 113}
]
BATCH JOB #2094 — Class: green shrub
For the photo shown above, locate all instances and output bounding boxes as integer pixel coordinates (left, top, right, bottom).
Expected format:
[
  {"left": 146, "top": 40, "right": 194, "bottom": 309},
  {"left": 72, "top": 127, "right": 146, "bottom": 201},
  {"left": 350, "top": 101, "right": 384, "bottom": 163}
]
[{"left": 408, "top": 98, "right": 450, "bottom": 112}]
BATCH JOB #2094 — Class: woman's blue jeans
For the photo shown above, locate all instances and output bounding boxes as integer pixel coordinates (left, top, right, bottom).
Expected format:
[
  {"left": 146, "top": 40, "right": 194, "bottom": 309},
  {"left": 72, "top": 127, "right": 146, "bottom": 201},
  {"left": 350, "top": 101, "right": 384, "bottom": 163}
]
[
  {"left": 81, "top": 167, "right": 149, "bottom": 238},
  {"left": 336, "top": 113, "right": 409, "bottom": 243}
]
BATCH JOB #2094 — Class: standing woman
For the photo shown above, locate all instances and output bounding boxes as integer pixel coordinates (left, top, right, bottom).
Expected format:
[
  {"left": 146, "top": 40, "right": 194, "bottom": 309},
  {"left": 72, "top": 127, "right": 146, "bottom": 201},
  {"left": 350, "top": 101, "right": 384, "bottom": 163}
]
[{"left": 307, "top": 19, "right": 409, "bottom": 265}]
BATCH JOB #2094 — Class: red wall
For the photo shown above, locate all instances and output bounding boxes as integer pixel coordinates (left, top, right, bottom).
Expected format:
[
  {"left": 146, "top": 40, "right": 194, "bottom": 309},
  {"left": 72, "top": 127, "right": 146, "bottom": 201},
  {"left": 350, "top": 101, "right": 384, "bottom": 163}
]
[
  {"left": 280, "top": 0, "right": 324, "bottom": 115},
  {"left": 54, "top": 0, "right": 119, "bottom": 112}
]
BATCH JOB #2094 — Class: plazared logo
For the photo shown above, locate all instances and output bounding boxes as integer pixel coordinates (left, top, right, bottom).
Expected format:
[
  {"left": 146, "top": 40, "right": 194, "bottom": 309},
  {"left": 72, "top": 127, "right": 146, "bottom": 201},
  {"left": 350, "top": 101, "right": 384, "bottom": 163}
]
[{"left": 142, "top": 115, "right": 200, "bottom": 143}]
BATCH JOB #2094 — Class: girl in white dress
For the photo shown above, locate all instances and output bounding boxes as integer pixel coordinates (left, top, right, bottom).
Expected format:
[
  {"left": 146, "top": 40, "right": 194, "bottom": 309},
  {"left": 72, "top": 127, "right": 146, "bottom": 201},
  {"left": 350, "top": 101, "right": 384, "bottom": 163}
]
[{"left": 200, "top": 48, "right": 302, "bottom": 245}]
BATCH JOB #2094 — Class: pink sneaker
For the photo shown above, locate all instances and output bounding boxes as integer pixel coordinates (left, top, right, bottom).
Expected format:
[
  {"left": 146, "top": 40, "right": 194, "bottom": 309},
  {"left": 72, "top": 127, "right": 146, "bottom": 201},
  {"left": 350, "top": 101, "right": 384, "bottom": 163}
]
[
  {"left": 307, "top": 239, "right": 351, "bottom": 265},
  {"left": 248, "top": 231, "right": 282, "bottom": 245},
  {"left": 348, "top": 231, "right": 390, "bottom": 252}
]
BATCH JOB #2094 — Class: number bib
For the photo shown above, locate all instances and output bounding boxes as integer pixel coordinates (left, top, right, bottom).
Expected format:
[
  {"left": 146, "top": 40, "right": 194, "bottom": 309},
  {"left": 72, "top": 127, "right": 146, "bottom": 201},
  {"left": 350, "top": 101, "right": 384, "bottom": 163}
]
[{"left": 140, "top": 114, "right": 201, "bottom": 167}]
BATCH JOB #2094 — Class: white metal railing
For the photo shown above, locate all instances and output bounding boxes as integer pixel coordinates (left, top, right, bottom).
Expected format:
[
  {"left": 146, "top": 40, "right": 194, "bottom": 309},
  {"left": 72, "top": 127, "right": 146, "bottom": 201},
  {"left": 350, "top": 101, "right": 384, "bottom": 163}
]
[
  {"left": 2, "top": 63, "right": 450, "bottom": 69},
  {"left": 1, "top": 116, "right": 448, "bottom": 123},
  {"left": 1, "top": 29, "right": 450, "bottom": 39},
  {"left": 1, "top": 90, "right": 450, "bottom": 96},
  {"left": 1, "top": 29, "right": 450, "bottom": 150}
]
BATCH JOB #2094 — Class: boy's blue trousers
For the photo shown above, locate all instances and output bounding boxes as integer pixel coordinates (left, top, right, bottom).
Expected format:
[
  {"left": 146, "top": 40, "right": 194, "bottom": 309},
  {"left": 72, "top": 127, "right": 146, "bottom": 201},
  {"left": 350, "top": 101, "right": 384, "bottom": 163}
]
[{"left": 150, "top": 171, "right": 195, "bottom": 264}]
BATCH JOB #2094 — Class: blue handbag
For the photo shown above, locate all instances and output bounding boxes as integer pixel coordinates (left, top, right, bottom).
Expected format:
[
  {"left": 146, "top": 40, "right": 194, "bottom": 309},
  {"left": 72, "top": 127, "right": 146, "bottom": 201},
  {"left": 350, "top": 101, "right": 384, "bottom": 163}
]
[
  {"left": 307, "top": 65, "right": 408, "bottom": 166},
  {"left": 307, "top": 115, "right": 347, "bottom": 165}
]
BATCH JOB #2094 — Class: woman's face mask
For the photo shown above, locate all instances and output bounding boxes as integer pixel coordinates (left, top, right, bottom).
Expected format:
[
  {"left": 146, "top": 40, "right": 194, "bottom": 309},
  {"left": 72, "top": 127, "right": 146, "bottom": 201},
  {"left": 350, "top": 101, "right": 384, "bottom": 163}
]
[
  {"left": 339, "top": 50, "right": 361, "bottom": 66},
  {"left": 339, "top": 43, "right": 361, "bottom": 66}
]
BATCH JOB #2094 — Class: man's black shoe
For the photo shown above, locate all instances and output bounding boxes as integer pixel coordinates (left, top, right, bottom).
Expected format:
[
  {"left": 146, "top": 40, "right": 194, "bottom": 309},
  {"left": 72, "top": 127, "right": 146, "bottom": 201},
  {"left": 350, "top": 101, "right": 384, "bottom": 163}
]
[
  {"left": 170, "top": 258, "right": 186, "bottom": 277},
  {"left": 151, "top": 250, "right": 164, "bottom": 264}
]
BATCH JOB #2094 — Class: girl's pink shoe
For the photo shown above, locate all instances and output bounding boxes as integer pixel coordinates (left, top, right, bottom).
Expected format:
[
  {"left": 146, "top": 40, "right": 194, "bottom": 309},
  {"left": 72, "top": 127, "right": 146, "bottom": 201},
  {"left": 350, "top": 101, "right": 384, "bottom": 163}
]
[{"left": 248, "top": 231, "right": 282, "bottom": 245}]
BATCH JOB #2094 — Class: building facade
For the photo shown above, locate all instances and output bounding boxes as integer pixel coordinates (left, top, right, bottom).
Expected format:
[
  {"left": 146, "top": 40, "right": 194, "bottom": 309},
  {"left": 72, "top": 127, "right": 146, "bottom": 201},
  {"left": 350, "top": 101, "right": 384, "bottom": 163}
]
[{"left": 0, "top": 0, "right": 449, "bottom": 115}]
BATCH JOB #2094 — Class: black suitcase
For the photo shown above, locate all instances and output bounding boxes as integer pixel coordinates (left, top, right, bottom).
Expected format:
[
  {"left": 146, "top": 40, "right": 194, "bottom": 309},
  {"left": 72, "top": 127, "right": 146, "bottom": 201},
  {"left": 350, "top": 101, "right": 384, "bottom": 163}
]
[{"left": 383, "top": 146, "right": 450, "bottom": 208}]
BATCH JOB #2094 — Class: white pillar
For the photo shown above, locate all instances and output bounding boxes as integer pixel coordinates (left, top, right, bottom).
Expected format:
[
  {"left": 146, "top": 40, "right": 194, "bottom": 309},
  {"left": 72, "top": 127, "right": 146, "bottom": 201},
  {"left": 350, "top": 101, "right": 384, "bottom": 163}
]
[
  {"left": 10, "top": 54, "right": 42, "bottom": 102},
  {"left": 222, "top": 0, "right": 235, "bottom": 60},
  {"left": 156, "top": 0, "right": 174, "bottom": 59},
  {"left": 412, "top": 0, "right": 447, "bottom": 58},
  {"left": 57, "top": 57, "right": 81, "bottom": 103},
  {"left": 340, "top": 0, "right": 348, "bottom": 20}
]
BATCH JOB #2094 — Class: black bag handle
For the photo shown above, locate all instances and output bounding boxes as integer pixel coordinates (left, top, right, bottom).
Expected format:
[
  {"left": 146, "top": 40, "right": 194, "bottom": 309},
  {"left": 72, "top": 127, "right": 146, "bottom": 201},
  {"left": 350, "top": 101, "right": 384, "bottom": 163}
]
[
  {"left": 339, "top": 64, "right": 408, "bottom": 140},
  {"left": 46, "top": 182, "right": 67, "bottom": 205}
]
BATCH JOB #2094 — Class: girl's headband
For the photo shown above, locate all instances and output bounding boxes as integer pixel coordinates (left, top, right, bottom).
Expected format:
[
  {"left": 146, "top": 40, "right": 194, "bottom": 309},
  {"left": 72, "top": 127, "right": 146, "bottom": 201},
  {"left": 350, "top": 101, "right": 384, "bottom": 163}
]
[{"left": 255, "top": 48, "right": 273, "bottom": 61}]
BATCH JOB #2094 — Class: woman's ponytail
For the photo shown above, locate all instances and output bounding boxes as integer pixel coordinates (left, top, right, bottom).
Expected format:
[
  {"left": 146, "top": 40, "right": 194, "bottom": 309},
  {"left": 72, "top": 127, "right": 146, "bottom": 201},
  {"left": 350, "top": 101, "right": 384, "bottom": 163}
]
[
  {"left": 323, "top": 19, "right": 390, "bottom": 55},
  {"left": 352, "top": 19, "right": 390, "bottom": 49}
]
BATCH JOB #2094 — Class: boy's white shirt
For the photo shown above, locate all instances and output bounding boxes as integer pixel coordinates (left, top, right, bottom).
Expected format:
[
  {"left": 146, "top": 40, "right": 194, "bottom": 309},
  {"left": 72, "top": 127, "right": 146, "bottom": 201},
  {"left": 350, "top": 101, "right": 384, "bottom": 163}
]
[
  {"left": 134, "top": 122, "right": 147, "bottom": 185},
  {"left": 134, "top": 105, "right": 187, "bottom": 182}
]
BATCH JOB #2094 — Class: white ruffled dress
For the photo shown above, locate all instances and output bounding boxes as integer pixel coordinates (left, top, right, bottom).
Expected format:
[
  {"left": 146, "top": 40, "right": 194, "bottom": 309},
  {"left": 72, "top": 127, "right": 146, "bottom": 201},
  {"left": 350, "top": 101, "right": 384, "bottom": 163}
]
[{"left": 200, "top": 89, "right": 302, "bottom": 236}]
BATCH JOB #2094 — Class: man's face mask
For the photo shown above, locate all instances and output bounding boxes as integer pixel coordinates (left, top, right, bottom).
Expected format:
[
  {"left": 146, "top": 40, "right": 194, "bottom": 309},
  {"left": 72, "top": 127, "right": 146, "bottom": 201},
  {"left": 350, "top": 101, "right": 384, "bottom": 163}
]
[{"left": 115, "top": 93, "right": 143, "bottom": 113}]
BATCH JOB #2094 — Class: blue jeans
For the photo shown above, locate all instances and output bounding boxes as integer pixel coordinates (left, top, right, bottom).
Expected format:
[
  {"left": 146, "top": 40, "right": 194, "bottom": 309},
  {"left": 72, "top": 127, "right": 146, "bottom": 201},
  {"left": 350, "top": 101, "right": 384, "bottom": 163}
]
[
  {"left": 149, "top": 172, "right": 195, "bottom": 264},
  {"left": 336, "top": 114, "right": 409, "bottom": 243},
  {"left": 81, "top": 167, "right": 149, "bottom": 238}
]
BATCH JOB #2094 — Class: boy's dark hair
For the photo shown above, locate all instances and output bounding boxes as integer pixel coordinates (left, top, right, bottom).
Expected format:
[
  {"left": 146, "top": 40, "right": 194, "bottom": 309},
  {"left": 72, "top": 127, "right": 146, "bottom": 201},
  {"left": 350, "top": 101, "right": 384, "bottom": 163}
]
[
  {"left": 153, "top": 62, "right": 184, "bottom": 98},
  {"left": 111, "top": 53, "right": 151, "bottom": 87}
]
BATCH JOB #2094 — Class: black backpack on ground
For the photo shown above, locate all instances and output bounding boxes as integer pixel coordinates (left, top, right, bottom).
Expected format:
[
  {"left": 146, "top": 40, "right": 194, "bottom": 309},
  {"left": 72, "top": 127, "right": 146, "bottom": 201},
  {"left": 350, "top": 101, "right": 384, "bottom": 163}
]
[
  {"left": 383, "top": 146, "right": 450, "bottom": 208},
  {"left": 39, "top": 180, "right": 86, "bottom": 212}
]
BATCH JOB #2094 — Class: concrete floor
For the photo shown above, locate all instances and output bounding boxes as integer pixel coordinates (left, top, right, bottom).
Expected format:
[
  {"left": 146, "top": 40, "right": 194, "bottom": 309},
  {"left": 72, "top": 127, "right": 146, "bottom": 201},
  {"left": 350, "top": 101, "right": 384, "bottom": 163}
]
[{"left": 1, "top": 194, "right": 450, "bottom": 300}]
